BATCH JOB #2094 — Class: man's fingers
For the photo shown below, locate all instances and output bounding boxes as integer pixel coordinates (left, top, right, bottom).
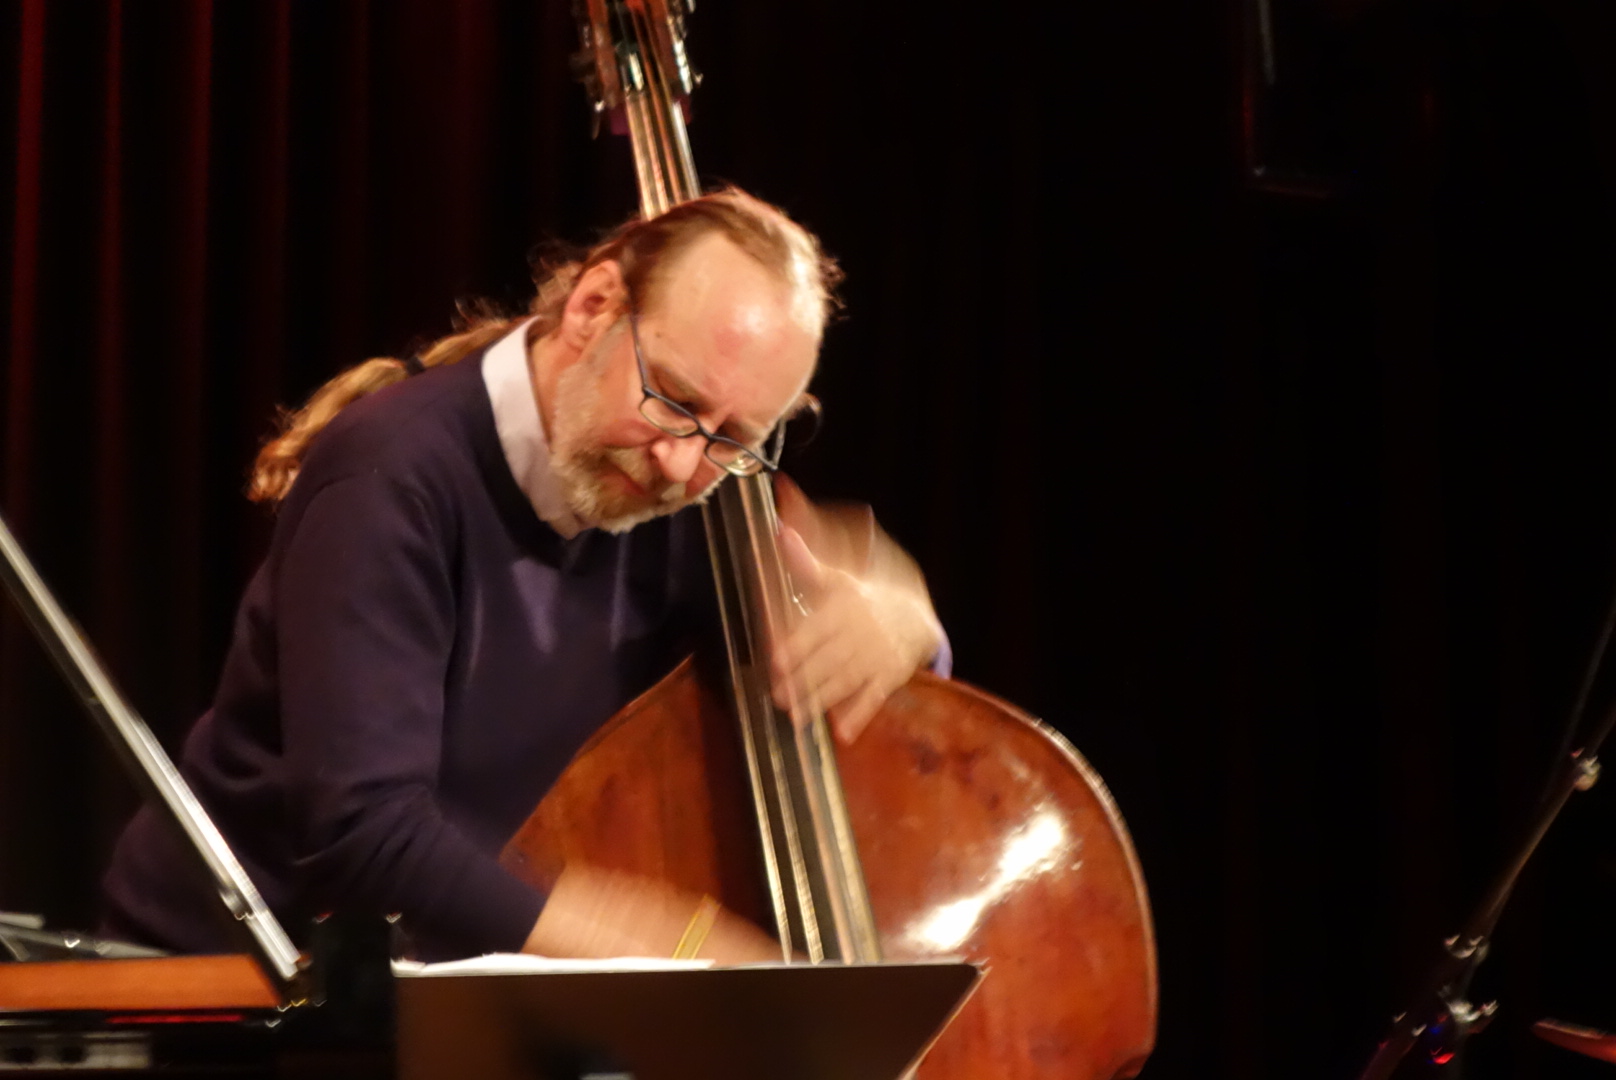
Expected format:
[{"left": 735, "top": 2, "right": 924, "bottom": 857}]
[
  {"left": 775, "top": 629, "right": 860, "bottom": 719},
  {"left": 766, "top": 530, "right": 923, "bottom": 742},
  {"left": 777, "top": 525, "right": 829, "bottom": 603},
  {"left": 830, "top": 683, "right": 886, "bottom": 745},
  {"left": 771, "top": 473, "right": 814, "bottom": 539},
  {"left": 795, "top": 650, "right": 866, "bottom": 722},
  {"left": 772, "top": 611, "right": 834, "bottom": 694},
  {"left": 770, "top": 577, "right": 855, "bottom": 692}
]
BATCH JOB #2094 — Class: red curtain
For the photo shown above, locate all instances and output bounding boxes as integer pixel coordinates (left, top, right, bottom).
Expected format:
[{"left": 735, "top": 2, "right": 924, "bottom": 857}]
[{"left": 0, "top": 0, "right": 623, "bottom": 921}]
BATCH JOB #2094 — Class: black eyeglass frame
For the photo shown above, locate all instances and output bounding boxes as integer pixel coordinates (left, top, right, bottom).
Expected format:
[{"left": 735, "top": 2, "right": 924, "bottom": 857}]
[{"left": 627, "top": 309, "right": 786, "bottom": 476}]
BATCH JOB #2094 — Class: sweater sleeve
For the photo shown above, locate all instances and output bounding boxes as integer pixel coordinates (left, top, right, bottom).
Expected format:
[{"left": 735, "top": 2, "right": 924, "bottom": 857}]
[{"left": 275, "top": 473, "right": 544, "bottom": 956}]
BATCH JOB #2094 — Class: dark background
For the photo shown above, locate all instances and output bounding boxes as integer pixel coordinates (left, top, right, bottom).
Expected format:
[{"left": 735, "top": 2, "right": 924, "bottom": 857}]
[{"left": 3, "top": 1, "right": 1615, "bottom": 1077}]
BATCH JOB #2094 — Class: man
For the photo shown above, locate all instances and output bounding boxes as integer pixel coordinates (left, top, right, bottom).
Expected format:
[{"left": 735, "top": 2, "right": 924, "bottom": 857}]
[{"left": 102, "top": 189, "right": 944, "bottom": 963}]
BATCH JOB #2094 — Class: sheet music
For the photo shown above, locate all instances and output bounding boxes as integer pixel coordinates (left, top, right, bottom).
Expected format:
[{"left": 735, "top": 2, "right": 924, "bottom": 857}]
[{"left": 393, "top": 954, "right": 713, "bottom": 977}]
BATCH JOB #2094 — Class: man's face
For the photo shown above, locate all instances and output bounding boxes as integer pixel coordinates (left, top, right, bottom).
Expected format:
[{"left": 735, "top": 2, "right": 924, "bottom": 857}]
[{"left": 548, "top": 234, "right": 818, "bottom": 533}]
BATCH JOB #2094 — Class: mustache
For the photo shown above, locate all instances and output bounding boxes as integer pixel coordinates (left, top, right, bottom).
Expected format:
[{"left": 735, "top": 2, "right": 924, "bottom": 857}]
[{"left": 599, "top": 447, "right": 685, "bottom": 504}]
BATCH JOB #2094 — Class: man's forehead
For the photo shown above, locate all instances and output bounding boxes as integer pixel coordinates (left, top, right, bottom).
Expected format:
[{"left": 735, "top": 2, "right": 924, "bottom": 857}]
[
  {"left": 642, "top": 241, "right": 815, "bottom": 390},
  {"left": 639, "top": 320, "right": 812, "bottom": 440}
]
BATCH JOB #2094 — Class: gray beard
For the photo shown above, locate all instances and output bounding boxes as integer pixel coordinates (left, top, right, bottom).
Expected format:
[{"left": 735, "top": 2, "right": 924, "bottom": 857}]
[{"left": 547, "top": 334, "right": 722, "bottom": 533}]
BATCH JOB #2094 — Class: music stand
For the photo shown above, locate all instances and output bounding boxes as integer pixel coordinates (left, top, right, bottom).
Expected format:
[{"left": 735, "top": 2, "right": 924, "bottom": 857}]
[{"left": 396, "top": 959, "right": 978, "bottom": 1080}]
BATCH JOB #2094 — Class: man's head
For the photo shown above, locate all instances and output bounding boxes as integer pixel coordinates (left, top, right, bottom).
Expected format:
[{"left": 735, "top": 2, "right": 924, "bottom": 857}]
[
  {"left": 248, "top": 189, "right": 837, "bottom": 510},
  {"left": 533, "top": 190, "right": 839, "bottom": 533}
]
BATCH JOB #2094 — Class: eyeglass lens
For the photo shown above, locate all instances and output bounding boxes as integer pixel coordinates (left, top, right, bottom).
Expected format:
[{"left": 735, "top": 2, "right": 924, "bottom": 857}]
[{"left": 637, "top": 398, "right": 766, "bottom": 475}]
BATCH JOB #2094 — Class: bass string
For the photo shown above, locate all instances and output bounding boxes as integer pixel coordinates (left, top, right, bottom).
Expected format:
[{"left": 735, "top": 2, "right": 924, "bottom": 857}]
[{"left": 612, "top": 0, "right": 876, "bottom": 964}]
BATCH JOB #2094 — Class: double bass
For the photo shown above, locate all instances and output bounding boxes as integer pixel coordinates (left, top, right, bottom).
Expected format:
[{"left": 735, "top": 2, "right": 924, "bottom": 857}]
[{"left": 502, "top": 4, "right": 1159, "bottom": 1077}]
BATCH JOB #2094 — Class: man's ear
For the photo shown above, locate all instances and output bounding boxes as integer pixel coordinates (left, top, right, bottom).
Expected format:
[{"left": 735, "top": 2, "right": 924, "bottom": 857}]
[{"left": 558, "top": 260, "right": 629, "bottom": 348}]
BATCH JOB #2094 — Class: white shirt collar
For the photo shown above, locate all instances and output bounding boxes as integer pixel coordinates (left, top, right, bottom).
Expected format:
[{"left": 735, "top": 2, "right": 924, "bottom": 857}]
[{"left": 481, "top": 318, "right": 587, "bottom": 539}]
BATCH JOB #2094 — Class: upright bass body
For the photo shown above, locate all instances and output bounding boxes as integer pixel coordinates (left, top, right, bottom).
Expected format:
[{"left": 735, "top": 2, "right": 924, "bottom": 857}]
[
  {"left": 512, "top": 3, "right": 1158, "bottom": 1076},
  {"left": 502, "top": 659, "right": 1158, "bottom": 1080}
]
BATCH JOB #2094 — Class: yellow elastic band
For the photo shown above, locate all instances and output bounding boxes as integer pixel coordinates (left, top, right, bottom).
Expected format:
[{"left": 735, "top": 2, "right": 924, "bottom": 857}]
[{"left": 672, "top": 895, "right": 721, "bottom": 960}]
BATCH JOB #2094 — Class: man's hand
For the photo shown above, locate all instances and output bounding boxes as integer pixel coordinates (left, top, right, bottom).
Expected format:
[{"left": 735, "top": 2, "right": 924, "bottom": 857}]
[
  {"left": 524, "top": 865, "right": 781, "bottom": 965},
  {"left": 770, "top": 476, "right": 945, "bottom": 744}
]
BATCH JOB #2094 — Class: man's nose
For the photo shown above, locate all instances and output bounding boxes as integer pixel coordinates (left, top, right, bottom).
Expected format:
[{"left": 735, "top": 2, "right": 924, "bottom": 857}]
[{"left": 649, "top": 434, "right": 707, "bottom": 485}]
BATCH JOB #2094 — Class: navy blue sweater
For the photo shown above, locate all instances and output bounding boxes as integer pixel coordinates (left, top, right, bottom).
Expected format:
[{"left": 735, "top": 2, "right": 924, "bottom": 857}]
[{"left": 102, "top": 354, "right": 711, "bottom": 959}]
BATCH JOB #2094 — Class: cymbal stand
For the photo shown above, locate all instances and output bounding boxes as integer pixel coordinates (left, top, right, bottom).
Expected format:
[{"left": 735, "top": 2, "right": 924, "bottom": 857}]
[{"left": 1355, "top": 623, "right": 1616, "bottom": 1079}]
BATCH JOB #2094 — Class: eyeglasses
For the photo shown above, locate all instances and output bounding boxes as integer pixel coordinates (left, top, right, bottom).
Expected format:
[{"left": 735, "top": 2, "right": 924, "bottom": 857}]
[{"left": 628, "top": 310, "right": 784, "bottom": 476}]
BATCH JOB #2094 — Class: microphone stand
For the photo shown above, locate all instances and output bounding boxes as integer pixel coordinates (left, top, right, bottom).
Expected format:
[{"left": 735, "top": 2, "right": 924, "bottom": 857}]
[{"left": 1355, "top": 682, "right": 1615, "bottom": 1079}]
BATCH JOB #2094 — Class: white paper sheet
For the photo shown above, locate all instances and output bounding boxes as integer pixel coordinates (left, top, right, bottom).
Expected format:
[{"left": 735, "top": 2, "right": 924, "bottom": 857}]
[{"left": 392, "top": 953, "right": 713, "bottom": 977}]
